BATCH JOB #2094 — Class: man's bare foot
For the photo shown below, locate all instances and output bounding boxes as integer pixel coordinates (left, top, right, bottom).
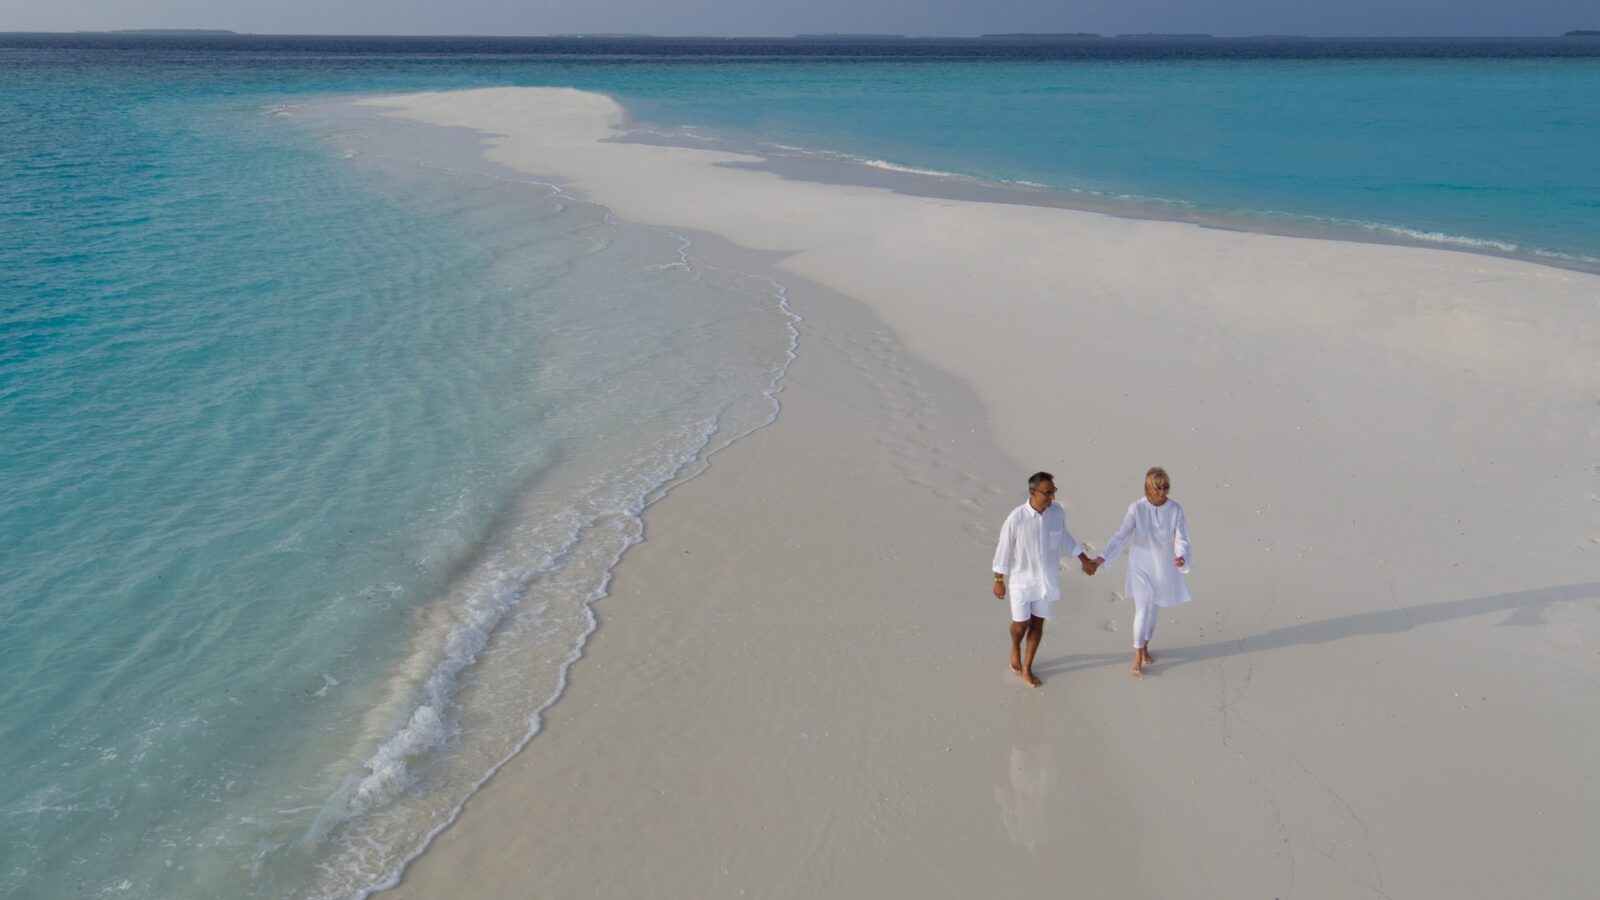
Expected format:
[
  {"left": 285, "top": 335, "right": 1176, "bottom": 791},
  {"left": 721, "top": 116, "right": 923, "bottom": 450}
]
[
  {"left": 1009, "top": 652, "right": 1023, "bottom": 675},
  {"left": 1023, "top": 670, "right": 1042, "bottom": 687}
]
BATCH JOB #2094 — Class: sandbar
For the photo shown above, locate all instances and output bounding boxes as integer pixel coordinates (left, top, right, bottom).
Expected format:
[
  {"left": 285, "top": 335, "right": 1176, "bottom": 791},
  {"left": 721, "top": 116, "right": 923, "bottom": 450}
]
[{"left": 365, "top": 87, "right": 1600, "bottom": 898}]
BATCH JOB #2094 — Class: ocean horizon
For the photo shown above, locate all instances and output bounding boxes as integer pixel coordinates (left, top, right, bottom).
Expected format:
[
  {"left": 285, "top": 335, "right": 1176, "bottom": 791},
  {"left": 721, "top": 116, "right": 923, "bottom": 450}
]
[{"left": 2, "top": 34, "right": 1596, "bottom": 899}]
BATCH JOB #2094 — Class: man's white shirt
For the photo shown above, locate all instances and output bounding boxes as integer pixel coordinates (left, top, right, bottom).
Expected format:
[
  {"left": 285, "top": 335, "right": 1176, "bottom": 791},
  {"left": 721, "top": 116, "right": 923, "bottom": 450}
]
[{"left": 992, "top": 501, "right": 1084, "bottom": 606}]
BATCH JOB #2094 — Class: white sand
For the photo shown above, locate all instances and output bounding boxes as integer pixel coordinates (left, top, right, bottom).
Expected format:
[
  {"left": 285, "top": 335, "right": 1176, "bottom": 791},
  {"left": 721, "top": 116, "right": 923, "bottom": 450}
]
[{"left": 366, "top": 87, "right": 1600, "bottom": 898}]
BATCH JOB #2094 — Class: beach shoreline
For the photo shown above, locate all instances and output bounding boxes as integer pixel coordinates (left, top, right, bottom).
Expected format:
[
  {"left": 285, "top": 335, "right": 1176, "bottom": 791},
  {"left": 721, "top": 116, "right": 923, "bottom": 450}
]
[
  {"left": 617, "top": 124, "right": 1600, "bottom": 277},
  {"left": 365, "top": 87, "right": 1600, "bottom": 898}
]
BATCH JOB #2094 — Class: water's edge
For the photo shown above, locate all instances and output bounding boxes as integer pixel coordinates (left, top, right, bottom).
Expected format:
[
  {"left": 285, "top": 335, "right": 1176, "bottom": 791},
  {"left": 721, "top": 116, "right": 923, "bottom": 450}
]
[
  {"left": 286, "top": 99, "right": 803, "bottom": 898},
  {"left": 614, "top": 115, "right": 1600, "bottom": 276}
]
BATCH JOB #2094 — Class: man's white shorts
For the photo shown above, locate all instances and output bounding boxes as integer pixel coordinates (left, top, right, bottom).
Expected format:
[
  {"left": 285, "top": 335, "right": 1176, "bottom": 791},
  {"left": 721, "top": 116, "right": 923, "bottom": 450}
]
[{"left": 1010, "top": 594, "right": 1054, "bottom": 622}]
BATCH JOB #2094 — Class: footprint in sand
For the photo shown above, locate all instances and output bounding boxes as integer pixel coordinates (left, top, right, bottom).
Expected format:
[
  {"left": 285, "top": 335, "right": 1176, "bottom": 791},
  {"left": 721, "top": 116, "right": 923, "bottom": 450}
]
[
  {"left": 1104, "top": 620, "right": 1117, "bottom": 632},
  {"left": 1111, "top": 591, "right": 1124, "bottom": 603}
]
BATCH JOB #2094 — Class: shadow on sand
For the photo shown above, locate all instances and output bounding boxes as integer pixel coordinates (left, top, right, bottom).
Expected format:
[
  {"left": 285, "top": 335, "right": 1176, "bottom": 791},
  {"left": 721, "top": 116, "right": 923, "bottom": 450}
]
[{"left": 1035, "top": 581, "right": 1600, "bottom": 677}]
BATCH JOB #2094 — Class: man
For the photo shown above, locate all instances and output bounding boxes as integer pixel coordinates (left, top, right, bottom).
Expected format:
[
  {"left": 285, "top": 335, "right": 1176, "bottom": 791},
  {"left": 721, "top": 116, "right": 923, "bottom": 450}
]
[{"left": 992, "top": 471, "right": 1097, "bottom": 687}]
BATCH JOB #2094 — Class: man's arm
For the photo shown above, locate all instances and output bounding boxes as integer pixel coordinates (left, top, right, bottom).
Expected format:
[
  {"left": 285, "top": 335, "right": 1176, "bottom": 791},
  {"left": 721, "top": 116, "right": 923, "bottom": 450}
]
[
  {"left": 992, "top": 512, "right": 1014, "bottom": 599},
  {"left": 1060, "top": 516, "right": 1095, "bottom": 574}
]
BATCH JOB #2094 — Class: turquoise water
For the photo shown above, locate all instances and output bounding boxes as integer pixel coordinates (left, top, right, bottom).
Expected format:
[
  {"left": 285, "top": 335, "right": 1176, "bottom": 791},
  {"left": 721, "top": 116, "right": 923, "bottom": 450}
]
[
  {"left": 2, "top": 60, "right": 797, "bottom": 900},
  {"left": 3, "top": 38, "right": 1597, "bottom": 900},
  {"left": 598, "top": 58, "right": 1600, "bottom": 263}
]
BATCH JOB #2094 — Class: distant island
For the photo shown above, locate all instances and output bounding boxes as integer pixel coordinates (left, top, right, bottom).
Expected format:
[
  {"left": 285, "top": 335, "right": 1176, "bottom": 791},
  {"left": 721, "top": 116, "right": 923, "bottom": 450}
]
[
  {"left": 979, "top": 33, "right": 1101, "bottom": 39},
  {"left": 1564, "top": 30, "right": 1600, "bottom": 36},
  {"left": 1115, "top": 33, "right": 1214, "bottom": 38},
  {"left": 107, "top": 29, "right": 237, "bottom": 35},
  {"left": 794, "top": 33, "right": 908, "bottom": 39}
]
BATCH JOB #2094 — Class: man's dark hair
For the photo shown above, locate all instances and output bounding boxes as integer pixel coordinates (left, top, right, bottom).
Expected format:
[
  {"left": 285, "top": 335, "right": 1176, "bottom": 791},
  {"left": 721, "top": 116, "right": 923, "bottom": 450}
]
[{"left": 1028, "top": 471, "right": 1054, "bottom": 490}]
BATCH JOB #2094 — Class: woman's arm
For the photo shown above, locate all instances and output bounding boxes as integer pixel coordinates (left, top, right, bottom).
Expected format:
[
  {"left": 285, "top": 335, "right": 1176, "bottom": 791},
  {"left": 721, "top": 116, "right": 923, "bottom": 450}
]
[
  {"left": 1173, "top": 503, "right": 1191, "bottom": 568},
  {"left": 1096, "top": 504, "right": 1138, "bottom": 566}
]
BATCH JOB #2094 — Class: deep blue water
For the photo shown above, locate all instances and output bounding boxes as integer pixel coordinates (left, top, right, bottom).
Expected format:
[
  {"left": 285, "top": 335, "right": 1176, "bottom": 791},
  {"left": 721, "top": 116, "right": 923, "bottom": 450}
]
[{"left": 1, "top": 34, "right": 1596, "bottom": 900}]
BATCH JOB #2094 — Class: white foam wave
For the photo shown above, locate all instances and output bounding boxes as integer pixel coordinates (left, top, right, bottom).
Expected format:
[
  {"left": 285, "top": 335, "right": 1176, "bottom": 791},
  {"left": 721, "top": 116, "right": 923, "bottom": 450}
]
[
  {"left": 308, "top": 425, "right": 714, "bottom": 896},
  {"left": 755, "top": 140, "right": 977, "bottom": 183},
  {"left": 1279, "top": 213, "right": 1593, "bottom": 263},
  {"left": 316, "top": 413, "right": 768, "bottom": 900},
  {"left": 624, "top": 125, "right": 722, "bottom": 145},
  {"left": 1352, "top": 222, "right": 1520, "bottom": 253},
  {"left": 856, "top": 158, "right": 956, "bottom": 178}
]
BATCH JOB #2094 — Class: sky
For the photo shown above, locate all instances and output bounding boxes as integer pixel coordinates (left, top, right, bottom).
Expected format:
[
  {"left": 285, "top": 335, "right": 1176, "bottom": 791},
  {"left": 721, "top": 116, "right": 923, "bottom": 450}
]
[{"left": 0, "top": 0, "right": 1594, "bottom": 38}]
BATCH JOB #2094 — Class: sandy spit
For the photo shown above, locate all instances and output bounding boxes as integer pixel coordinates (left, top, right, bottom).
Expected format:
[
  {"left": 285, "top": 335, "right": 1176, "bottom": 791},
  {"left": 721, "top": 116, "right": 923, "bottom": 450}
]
[{"left": 367, "top": 87, "right": 1600, "bottom": 899}]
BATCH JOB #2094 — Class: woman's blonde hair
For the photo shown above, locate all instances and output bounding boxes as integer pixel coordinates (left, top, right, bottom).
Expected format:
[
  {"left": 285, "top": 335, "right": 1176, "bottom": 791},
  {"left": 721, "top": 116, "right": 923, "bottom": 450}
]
[{"left": 1143, "top": 466, "right": 1171, "bottom": 502}]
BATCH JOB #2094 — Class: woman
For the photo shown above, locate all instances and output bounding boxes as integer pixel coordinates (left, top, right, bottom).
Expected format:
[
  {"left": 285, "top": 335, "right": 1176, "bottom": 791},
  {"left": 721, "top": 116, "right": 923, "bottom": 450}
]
[{"left": 1092, "top": 467, "right": 1191, "bottom": 676}]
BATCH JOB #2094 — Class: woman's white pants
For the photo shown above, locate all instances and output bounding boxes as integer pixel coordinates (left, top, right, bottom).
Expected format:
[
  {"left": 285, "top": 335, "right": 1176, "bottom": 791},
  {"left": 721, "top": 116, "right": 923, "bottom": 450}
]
[{"left": 1132, "top": 599, "right": 1159, "bottom": 650}]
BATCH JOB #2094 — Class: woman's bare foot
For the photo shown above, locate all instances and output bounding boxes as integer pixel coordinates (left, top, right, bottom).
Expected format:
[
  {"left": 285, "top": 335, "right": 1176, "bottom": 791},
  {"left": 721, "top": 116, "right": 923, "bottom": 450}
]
[
  {"left": 1131, "top": 650, "right": 1144, "bottom": 677},
  {"left": 1141, "top": 647, "right": 1155, "bottom": 666}
]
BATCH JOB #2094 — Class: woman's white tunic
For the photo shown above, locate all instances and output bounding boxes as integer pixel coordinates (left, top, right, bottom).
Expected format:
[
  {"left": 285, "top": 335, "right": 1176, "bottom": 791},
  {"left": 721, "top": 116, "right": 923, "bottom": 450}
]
[{"left": 1099, "top": 498, "right": 1192, "bottom": 608}]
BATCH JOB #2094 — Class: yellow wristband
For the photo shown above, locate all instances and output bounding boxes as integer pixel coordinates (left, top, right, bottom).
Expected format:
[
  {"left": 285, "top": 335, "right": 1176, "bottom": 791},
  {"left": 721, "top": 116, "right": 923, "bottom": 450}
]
[{"left": 994, "top": 574, "right": 1005, "bottom": 582}]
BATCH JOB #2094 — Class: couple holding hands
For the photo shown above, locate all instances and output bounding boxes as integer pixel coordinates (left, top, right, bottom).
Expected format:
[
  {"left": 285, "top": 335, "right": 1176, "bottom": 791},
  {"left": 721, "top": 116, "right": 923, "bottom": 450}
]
[{"left": 991, "top": 467, "right": 1191, "bottom": 685}]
